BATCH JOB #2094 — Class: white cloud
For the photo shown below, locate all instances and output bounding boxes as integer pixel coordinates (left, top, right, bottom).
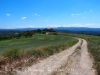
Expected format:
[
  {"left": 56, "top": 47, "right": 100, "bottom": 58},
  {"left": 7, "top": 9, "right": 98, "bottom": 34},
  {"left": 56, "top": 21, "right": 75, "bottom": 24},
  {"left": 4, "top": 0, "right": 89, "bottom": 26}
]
[
  {"left": 19, "top": 25, "right": 44, "bottom": 28},
  {"left": 68, "top": 23, "right": 84, "bottom": 27},
  {"left": 85, "top": 23, "right": 95, "bottom": 27},
  {"left": 35, "top": 14, "right": 40, "bottom": 16},
  {"left": 46, "top": 24, "right": 61, "bottom": 28},
  {"left": 27, "top": 25, "right": 35, "bottom": 28},
  {"left": 71, "top": 14, "right": 74, "bottom": 16},
  {"left": 36, "top": 23, "right": 100, "bottom": 28},
  {"left": 46, "top": 23, "right": 99, "bottom": 28},
  {"left": 21, "top": 17, "right": 26, "bottom": 19},
  {"left": 5, "top": 23, "right": 100, "bottom": 29},
  {"left": 90, "top": 10, "right": 93, "bottom": 12},
  {"left": 67, "top": 23, "right": 98, "bottom": 28},
  {"left": 71, "top": 14, "right": 81, "bottom": 16},
  {"left": 6, "top": 14, "right": 10, "bottom": 16},
  {"left": 17, "top": 25, "right": 35, "bottom": 28},
  {"left": 35, "top": 14, "right": 37, "bottom": 16}
]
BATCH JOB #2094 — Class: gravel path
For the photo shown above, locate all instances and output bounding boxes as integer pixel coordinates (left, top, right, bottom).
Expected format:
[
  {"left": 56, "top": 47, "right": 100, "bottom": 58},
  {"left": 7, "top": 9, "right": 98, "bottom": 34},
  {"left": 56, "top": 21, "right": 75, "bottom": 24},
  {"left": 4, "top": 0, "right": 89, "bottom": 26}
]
[
  {"left": 65, "top": 39, "right": 96, "bottom": 75},
  {"left": 16, "top": 39, "right": 96, "bottom": 75}
]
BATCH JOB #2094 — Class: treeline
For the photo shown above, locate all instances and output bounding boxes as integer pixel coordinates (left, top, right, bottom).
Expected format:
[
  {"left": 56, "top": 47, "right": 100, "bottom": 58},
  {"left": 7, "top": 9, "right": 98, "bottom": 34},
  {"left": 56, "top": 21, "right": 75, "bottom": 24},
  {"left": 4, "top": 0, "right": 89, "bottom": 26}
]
[
  {"left": 0, "top": 28, "right": 57, "bottom": 41},
  {"left": 0, "top": 30, "right": 23, "bottom": 36}
]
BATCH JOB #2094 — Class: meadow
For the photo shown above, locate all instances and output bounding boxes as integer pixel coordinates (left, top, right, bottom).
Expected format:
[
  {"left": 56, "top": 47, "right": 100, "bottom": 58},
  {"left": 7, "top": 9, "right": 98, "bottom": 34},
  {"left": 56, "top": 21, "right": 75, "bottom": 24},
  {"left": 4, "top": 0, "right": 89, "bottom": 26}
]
[
  {"left": 1, "top": 33, "right": 100, "bottom": 75},
  {"left": 0, "top": 34, "right": 77, "bottom": 55},
  {"left": 0, "top": 34, "right": 78, "bottom": 75}
]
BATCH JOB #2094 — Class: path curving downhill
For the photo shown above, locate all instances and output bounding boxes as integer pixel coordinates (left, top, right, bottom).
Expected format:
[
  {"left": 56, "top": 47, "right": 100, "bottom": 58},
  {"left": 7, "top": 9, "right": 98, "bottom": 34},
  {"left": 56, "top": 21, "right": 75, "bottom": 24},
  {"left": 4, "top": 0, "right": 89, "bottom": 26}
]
[
  {"left": 56, "top": 39, "right": 96, "bottom": 75},
  {"left": 16, "top": 38, "right": 96, "bottom": 75}
]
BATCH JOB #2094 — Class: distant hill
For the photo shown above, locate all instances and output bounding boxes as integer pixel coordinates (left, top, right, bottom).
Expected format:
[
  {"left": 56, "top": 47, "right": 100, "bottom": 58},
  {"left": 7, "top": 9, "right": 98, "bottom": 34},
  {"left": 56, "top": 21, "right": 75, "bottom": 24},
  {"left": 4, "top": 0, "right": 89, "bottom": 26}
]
[
  {"left": 0, "top": 28, "right": 42, "bottom": 36},
  {"left": 0, "top": 27, "right": 100, "bottom": 36},
  {"left": 0, "top": 29, "right": 23, "bottom": 36},
  {"left": 54, "top": 27, "right": 100, "bottom": 35}
]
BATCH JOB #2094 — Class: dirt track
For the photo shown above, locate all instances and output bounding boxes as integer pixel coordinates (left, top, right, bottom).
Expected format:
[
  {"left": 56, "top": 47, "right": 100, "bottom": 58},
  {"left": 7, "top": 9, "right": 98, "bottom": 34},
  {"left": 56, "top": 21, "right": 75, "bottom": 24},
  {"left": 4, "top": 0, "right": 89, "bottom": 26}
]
[{"left": 16, "top": 39, "right": 96, "bottom": 75}]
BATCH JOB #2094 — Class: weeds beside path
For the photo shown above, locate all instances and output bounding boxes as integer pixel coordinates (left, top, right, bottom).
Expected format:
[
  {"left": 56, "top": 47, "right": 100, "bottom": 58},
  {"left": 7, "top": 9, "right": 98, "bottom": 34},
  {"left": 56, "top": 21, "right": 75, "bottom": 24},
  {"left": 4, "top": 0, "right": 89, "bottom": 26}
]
[{"left": 16, "top": 38, "right": 81, "bottom": 75}]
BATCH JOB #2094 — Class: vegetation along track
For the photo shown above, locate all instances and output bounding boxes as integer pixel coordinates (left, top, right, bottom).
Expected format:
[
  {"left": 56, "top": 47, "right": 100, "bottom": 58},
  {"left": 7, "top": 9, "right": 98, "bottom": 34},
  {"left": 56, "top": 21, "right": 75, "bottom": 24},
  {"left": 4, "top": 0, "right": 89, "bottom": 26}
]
[
  {"left": 16, "top": 38, "right": 96, "bottom": 75},
  {"left": 53, "top": 39, "right": 96, "bottom": 75}
]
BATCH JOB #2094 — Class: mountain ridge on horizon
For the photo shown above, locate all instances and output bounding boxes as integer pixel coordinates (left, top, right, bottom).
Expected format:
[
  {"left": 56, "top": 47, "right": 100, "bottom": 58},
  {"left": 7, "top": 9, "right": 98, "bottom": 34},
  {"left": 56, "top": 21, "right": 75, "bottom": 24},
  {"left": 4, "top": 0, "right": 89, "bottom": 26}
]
[{"left": 0, "top": 27, "right": 100, "bottom": 36}]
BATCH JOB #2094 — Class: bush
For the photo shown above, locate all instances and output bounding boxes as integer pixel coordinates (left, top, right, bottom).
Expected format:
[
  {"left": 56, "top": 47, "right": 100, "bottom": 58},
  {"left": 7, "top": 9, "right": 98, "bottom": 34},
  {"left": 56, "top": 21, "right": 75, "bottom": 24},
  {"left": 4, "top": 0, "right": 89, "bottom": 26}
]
[
  {"left": 29, "top": 50, "right": 44, "bottom": 57},
  {"left": 61, "top": 44, "right": 67, "bottom": 50},
  {"left": 54, "top": 45, "right": 61, "bottom": 53},
  {"left": 44, "top": 46, "right": 55, "bottom": 55},
  {"left": 2, "top": 48, "right": 20, "bottom": 59}
]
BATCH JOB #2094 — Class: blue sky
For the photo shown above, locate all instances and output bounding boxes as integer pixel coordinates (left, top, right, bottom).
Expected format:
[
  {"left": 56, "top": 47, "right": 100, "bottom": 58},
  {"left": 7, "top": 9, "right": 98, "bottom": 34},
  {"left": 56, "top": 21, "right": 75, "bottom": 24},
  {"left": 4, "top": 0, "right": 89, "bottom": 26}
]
[{"left": 0, "top": 0, "right": 100, "bottom": 29}]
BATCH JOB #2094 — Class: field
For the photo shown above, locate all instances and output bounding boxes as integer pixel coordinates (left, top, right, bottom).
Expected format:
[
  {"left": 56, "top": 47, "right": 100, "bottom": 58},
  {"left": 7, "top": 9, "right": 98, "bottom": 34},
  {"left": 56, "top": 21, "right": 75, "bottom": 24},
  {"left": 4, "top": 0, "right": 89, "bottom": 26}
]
[
  {"left": 0, "top": 34, "right": 78, "bottom": 55},
  {"left": 1, "top": 33, "right": 100, "bottom": 75},
  {"left": 0, "top": 34, "right": 78, "bottom": 75}
]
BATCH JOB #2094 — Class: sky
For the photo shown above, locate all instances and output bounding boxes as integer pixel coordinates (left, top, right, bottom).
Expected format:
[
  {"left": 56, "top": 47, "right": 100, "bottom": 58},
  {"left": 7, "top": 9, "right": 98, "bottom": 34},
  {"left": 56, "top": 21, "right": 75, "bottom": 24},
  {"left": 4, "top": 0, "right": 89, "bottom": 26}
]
[{"left": 0, "top": 0, "right": 100, "bottom": 29}]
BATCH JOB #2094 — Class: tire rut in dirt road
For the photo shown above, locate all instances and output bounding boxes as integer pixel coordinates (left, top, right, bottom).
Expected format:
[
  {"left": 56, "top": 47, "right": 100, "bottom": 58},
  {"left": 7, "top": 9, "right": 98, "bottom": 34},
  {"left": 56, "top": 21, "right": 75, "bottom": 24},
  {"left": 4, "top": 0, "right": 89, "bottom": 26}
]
[
  {"left": 16, "top": 39, "right": 82, "bottom": 75},
  {"left": 79, "top": 39, "right": 96, "bottom": 75},
  {"left": 53, "top": 39, "right": 96, "bottom": 75},
  {"left": 52, "top": 41, "right": 82, "bottom": 75}
]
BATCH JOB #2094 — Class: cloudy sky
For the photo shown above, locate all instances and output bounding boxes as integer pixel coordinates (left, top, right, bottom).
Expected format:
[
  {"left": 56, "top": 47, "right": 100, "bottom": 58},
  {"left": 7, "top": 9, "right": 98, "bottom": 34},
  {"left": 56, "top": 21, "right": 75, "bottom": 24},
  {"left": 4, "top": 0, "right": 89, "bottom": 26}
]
[{"left": 0, "top": 0, "right": 100, "bottom": 29}]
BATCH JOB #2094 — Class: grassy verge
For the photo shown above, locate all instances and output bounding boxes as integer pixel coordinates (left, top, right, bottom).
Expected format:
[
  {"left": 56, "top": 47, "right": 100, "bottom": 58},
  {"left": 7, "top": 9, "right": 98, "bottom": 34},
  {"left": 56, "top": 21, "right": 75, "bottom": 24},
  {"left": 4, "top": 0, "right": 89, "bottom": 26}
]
[
  {"left": 86, "top": 36, "right": 100, "bottom": 75},
  {"left": 63, "top": 33, "right": 100, "bottom": 75}
]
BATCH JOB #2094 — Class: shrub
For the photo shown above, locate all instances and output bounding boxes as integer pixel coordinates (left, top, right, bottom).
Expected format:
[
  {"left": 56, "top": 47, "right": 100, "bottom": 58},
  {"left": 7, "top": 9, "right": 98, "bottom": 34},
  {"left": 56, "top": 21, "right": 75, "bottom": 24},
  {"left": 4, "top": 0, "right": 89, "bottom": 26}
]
[
  {"left": 29, "top": 50, "right": 44, "bottom": 57},
  {"left": 53, "top": 45, "right": 61, "bottom": 53},
  {"left": 44, "top": 46, "right": 55, "bottom": 55},
  {"left": 61, "top": 44, "right": 67, "bottom": 50},
  {"left": 2, "top": 48, "right": 20, "bottom": 60}
]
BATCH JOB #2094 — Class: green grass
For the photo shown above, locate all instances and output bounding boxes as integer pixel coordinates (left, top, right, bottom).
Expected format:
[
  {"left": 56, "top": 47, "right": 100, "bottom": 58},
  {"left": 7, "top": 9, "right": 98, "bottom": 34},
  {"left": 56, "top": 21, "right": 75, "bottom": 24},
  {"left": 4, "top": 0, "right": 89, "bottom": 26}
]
[
  {"left": 2, "top": 48, "right": 20, "bottom": 60},
  {"left": 85, "top": 36, "right": 100, "bottom": 75},
  {"left": 63, "top": 33, "right": 100, "bottom": 75},
  {"left": 0, "top": 34, "right": 78, "bottom": 71},
  {"left": 0, "top": 34, "right": 78, "bottom": 55}
]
